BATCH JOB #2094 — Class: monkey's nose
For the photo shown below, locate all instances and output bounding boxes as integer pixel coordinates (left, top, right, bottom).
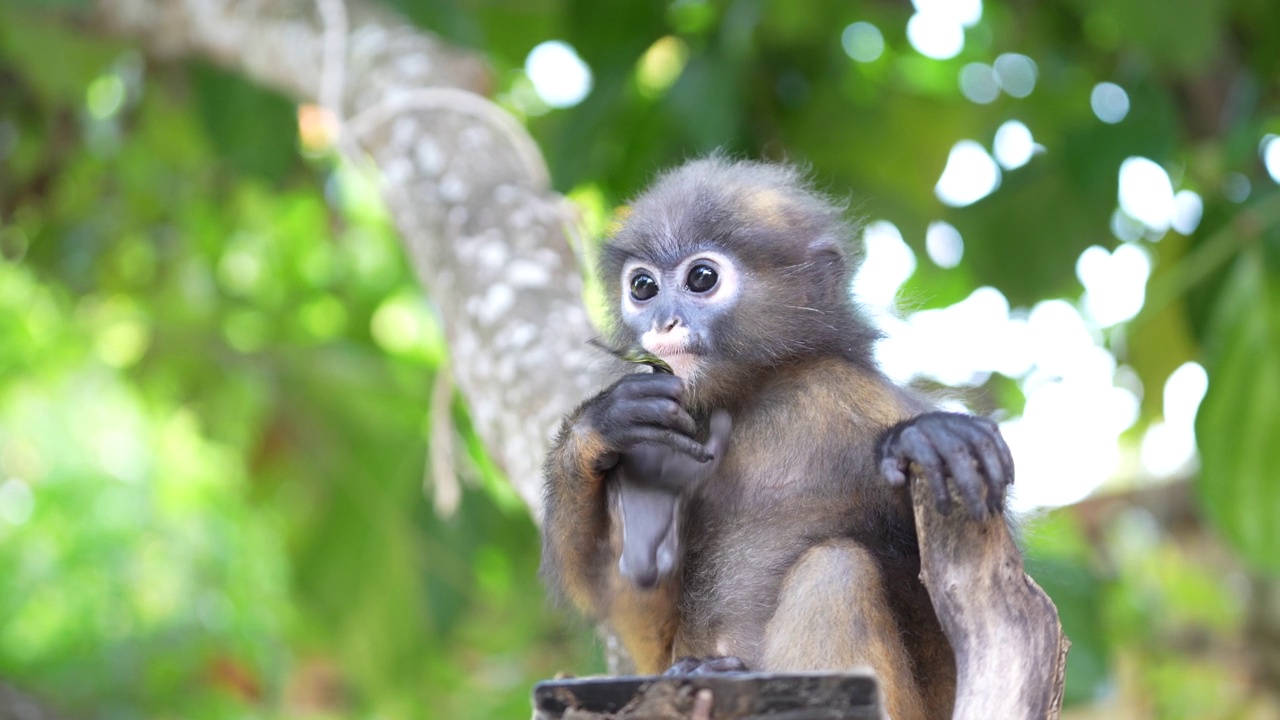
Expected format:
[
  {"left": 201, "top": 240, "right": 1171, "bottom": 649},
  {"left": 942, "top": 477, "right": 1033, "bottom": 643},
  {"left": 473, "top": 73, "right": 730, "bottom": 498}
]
[{"left": 661, "top": 316, "right": 681, "bottom": 332}]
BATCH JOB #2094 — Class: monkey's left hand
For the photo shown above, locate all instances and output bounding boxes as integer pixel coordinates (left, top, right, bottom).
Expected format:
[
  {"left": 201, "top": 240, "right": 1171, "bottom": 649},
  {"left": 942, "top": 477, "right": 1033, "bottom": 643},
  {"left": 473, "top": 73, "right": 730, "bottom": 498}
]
[{"left": 876, "top": 412, "right": 1014, "bottom": 519}]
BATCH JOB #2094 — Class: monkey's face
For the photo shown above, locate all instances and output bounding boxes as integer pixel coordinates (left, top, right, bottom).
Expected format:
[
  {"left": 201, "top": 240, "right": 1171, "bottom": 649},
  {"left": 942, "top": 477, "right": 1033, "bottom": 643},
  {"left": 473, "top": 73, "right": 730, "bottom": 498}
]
[{"left": 618, "top": 250, "right": 743, "bottom": 383}]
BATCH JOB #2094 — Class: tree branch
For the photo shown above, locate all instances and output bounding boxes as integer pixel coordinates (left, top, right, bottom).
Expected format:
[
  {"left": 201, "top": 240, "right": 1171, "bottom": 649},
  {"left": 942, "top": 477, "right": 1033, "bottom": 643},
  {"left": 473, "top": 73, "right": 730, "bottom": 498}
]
[
  {"left": 91, "top": 0, "right": 604, "bottom": 515},
  {"left": 913, "top": 479, "right": 1069, "bottom": 719}
]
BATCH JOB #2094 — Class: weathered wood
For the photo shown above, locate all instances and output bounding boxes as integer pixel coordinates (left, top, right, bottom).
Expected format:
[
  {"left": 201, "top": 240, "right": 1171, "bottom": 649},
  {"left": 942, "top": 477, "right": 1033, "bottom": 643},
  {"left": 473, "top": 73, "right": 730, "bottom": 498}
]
[
  {"left": 911, "top": 477, "right": 1069, "bottom": 720},
  {"left": 533, "top": 672, "right": 882, "bottom": 720}
]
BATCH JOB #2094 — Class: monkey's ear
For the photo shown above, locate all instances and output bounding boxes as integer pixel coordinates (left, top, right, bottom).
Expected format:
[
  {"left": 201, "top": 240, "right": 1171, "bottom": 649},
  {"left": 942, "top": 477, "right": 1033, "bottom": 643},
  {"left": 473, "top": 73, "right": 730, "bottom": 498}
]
[
  {"left": 807, "top": 238, "right": 847, "bottom": 271},
  {"left": 806, "top": 238, "right": 850, "bottom": 296}
]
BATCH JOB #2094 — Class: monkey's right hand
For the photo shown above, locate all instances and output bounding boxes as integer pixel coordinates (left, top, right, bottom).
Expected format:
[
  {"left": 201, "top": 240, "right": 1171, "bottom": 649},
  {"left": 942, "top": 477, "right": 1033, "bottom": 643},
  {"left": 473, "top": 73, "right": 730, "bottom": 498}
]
[
  {"left": 584, "top": 373, "right": 715, "bottom": 470},
  {"left": 620, "top": 410, "right": 732, "bottom": 494}
]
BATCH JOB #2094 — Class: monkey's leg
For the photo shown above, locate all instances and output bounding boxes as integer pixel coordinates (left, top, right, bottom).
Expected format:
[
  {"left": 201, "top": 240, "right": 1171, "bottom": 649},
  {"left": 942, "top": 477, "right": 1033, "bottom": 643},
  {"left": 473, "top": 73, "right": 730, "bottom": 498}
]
[{"left": 761, "top": 539, "right": 927, "bottom": 720}]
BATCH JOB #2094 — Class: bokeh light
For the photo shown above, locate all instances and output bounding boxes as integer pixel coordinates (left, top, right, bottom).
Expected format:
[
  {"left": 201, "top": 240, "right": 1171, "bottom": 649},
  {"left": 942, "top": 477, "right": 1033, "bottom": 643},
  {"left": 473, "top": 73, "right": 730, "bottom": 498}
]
[
  {"left": 925, "top": 221, "right": 964, "bottom": 268},
  {"left": 1140, "top": 362, "right": 1209, "bottom": 478},
  {"left": 1222, "top": 171, "right": 1251, "bottom": 203},
  {"left": 0, "top": 478, "right": 34, "bottom": 526},
  {"left": 842, "top": 22, "right": 885, "bottom": 63},
  {"left": 935, "top": 140, "right": 1001, "bottom": 207},
  {"left": 906, "top": 13, "right": 965, "bottom": 60},
  {"left": 1090, "top": 82, "right": 1130, "bottom": 124},
  {"left": 852, "top": 220, "right": 916, "bottom": 312},
  {"left": 525, "top": 41, "right": 593, "bottom": 108},
  {"left": 86, "top": 73, "right": 126, "bottom": 119},
  {"left": 876, "top": 286, "right": 1032, "bottom": 387},
  {"left": 959, "top": 63, "right": 999, "bottom": 104},
  {"left": 1171, "top": 190, "right": 1204, "bottom": 235},
  {"left": 993, "top": 120, "right": 1035, "bottom": 169},
  {"left": 993, "top": 54, "right": 1038, "bottom": 98},
  {"left": 1077, "top": 243, "right": 1151, "bottom": 328},
  {"left": 637, "top": 36, "right": 689, "bottom": 97},
  {"left": 1118, "top": 156, "right": 1175, "bottom": 233},
  {"left": 1263, "top": 134, "right": 1280, "bottom": 184}
]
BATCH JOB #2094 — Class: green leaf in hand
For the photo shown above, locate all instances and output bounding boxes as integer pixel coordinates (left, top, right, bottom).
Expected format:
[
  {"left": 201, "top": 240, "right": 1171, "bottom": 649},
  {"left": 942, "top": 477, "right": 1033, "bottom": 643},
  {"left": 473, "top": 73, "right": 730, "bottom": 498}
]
[{"left": 588, "top": 338, "right": 673, "bottom": 375}]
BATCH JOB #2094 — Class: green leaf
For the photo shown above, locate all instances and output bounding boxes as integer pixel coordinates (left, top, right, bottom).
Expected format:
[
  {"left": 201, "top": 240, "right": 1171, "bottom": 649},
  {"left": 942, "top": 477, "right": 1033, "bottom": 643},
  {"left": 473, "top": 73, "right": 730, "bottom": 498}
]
[
  {"left": 189, "top": 61, "right": 299, "bottom": 184},
  {"left": 1196, "top": 252, "right": 1280, "bottom": 575},
  {"left": 588, "top": 338, "right": 673, "bottom": 374}
]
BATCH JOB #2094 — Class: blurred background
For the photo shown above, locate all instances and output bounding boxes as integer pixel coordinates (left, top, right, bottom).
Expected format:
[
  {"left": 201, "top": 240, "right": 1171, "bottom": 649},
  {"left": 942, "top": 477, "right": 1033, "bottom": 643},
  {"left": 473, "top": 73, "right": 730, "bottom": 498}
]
[{"left": 1, "top": 0, "right": 1279, "bottom": 718}]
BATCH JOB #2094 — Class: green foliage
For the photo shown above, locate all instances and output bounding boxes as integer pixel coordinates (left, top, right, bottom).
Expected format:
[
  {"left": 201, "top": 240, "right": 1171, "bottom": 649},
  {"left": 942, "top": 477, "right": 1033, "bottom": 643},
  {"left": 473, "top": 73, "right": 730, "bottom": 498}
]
[
  {"left": 1197, "top": 250, "right": 1280, "bottom": 575},
  {"left": 190, "top": 62, "right": 301, "bottom": 184},
  {"left": 0, "top": 9, "right": 595, "bottom": 719}
]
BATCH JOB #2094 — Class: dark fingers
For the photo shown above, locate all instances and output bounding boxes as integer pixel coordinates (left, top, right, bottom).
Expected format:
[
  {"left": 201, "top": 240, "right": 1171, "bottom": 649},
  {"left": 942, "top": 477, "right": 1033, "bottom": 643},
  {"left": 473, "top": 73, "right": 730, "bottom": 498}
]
[{"left": 896, "top": 425, "right": 953, "bottom": 514}]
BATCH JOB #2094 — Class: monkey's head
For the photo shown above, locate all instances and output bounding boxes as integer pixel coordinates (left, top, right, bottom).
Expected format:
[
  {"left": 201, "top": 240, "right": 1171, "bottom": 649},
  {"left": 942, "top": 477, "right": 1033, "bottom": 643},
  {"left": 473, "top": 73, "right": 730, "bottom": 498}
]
[{"left": 601, "top": 157, "right": 880, "bottom": 410}]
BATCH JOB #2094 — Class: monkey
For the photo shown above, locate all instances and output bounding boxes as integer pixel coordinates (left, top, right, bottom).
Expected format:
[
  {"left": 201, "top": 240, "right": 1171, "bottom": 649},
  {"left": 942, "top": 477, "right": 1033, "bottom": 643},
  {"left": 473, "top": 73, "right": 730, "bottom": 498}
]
[{"left": 540, "top": 157, "right": 1014, "bottom": 720}]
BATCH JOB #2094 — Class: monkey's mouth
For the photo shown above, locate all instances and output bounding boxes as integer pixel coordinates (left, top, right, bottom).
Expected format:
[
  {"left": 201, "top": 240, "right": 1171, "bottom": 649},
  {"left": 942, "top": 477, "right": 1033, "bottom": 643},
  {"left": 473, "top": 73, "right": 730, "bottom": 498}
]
[
  {"left": 659, "top": 353, "right": 700, "bottom": 379},
  {"left": 645, "top": 346, "right": 701, "bottom": 379},
  {"left": 641, "top": 333, "right": 703, "bottom": 380}
]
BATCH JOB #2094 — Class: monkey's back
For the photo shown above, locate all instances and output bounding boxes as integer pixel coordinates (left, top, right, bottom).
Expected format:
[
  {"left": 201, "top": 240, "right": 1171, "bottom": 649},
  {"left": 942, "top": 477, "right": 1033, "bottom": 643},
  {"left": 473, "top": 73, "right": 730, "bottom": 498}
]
[{"left": 673, "top": 356, "right": 943, "bottom": 671}]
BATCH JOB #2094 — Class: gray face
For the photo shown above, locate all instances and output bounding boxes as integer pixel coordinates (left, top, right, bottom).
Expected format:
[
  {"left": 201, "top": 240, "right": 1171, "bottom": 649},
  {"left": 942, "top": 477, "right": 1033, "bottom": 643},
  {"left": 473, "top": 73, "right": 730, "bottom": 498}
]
[{"left": 619, "top": 250, "right": 744, "bottom": 381}]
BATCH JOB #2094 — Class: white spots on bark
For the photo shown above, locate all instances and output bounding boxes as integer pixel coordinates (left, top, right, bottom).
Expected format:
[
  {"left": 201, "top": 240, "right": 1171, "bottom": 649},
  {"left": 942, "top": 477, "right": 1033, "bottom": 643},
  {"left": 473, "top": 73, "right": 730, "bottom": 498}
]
[
  {"left": 391, "top": 116, "right": 419, "bottom": 149},
  {"left": 460, "top": 125, "right": 491, "bottom": 150},
  {"left": 452, "top": 332, "right": 477, "bottom": 367},
  {"left": 535, "top": 247, "right": 565, "bottom": 272},
  {"left": 384, "top": 156, "right": 414, "bottom": 186},
  {"left": 394, "top": 52, "right": 432, "bottom": 79},
  {"left": 503, "top": 324, "right": 539, "bottom": 351},
  {"left": 496, "top": 354, "right": 518, "bottom": 385},
  {"left": 440, "top": 174, "right": 469, "bottom": 203},
  {"left": 415, "top": 139, "right": 445, "bottom": 176},
  {"left": 447, "top": 205, "right": 468, "bottom": 229},
  {"left": 470, "top": 283, "right": 516, "bottom": 326},
  {"left": 350, "top": 24, "right": 389, "bottom": 59},
  {"left": 509, "top": 207, "right": 533, "bottom": 230},
  {"left": 506, "top": 258, "right": 551, "bottom": 288},
  {"left": 477, "top": 240, "right": 509, "bottom": 271},
  {"left": 494, "top": 184, "right": 518, "bottom": 205}
]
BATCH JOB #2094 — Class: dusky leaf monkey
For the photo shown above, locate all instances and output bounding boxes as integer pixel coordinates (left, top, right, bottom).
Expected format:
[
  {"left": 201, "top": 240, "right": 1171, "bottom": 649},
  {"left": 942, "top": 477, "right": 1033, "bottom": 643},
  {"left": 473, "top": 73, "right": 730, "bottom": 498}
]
[{"left": 541, "top": 158, "right": 1015, "bottom": 720}]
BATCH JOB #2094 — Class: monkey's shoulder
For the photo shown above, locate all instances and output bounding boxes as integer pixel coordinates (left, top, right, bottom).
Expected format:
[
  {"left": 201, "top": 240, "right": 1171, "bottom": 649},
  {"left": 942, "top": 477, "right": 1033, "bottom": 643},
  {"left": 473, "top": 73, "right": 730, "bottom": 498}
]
[{"left": 738, "top": 357, "right": 921, "bottom": 437}]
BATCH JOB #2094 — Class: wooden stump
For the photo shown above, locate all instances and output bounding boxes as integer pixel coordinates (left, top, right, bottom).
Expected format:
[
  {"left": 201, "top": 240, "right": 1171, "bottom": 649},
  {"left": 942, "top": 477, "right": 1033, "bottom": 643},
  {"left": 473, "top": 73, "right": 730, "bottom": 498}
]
[
  {"left": 912, "top": 475, "right": 1070, "bottom": 719},
  {"left": 533, "top": 672, "right": 882, "bottom": 720}
]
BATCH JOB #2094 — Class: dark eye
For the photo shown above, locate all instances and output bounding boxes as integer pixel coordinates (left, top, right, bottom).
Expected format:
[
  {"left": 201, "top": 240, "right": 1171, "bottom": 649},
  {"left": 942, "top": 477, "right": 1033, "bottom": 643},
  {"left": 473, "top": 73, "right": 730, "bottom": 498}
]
[
  {"left": 630, "top": 273, "right": 659, "bottom": 301},
  {"left": 686, "top": 264, "right": 718, "bottom": 293}
]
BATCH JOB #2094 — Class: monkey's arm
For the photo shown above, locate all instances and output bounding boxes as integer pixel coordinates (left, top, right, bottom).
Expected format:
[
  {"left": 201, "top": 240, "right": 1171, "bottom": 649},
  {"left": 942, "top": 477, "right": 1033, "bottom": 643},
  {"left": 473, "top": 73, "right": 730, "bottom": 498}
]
[
  {"left": 541, "top": 414, "right": 616, "bottom": 613},
  {"left": 877, "top": 412, "right": 1015, "bottom": 520},
  {"left": 542, "top": 375, "right": 709, "bottom": 673}
]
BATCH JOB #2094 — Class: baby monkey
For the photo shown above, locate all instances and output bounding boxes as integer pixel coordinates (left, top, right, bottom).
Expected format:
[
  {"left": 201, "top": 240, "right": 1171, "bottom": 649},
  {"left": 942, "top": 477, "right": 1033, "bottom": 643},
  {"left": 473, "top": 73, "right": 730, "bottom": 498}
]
[{"left": 542, "top": 158, "right": 1014, "bottom": 720}]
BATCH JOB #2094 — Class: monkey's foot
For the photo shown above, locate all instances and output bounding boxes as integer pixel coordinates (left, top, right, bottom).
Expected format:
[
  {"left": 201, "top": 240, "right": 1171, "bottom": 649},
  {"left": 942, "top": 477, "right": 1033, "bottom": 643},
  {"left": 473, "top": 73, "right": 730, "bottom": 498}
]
[{"left": 662, "top": 655, "right": 749, "bottom": 677}]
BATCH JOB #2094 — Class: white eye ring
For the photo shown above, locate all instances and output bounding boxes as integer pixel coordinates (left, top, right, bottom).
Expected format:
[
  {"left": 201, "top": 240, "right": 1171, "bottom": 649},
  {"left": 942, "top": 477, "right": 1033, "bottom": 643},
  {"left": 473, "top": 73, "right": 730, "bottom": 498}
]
[
  {"left": 621, "top": 260, "right": 658, "bottom": 317},
  {"left": 675, "top": 251, "right": 739, "bottom": 303},
  {"left": 619, "top": 252, "right": 741, "bottom": 318}
]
